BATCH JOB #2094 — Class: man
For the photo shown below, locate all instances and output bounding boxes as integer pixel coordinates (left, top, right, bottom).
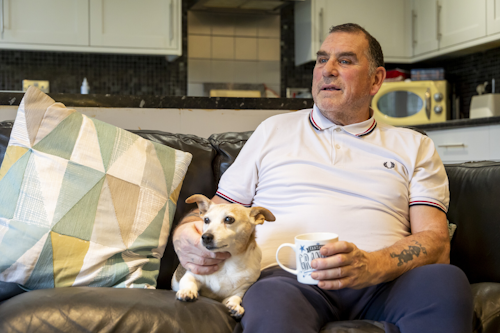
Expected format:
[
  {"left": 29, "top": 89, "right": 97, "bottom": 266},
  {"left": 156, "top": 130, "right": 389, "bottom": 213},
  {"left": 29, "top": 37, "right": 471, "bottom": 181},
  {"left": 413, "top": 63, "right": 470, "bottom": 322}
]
[{"left": 173, "top": 23, "right": 473, "bottom": 332}]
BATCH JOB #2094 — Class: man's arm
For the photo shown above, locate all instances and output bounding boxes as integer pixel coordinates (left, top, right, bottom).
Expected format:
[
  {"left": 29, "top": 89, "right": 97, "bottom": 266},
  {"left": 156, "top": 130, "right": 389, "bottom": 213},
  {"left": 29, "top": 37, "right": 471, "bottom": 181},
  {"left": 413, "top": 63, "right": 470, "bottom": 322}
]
[
  {"left": 311, "top": 205, "right": 450, "bottom": 290},
  {"left": 172, "top": 195, "right": 231, "bottom": 275}
]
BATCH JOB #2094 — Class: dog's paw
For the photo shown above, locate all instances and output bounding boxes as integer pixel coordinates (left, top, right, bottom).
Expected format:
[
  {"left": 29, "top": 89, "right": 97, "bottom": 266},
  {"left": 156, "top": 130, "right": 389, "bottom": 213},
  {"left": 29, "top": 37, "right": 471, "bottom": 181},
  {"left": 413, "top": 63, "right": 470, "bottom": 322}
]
[
  {"left": 225, "top": 300, "right": 245, "bottom": 319},
  {"left": 176, "top": 289, "right": 198, "bottom": 302}
]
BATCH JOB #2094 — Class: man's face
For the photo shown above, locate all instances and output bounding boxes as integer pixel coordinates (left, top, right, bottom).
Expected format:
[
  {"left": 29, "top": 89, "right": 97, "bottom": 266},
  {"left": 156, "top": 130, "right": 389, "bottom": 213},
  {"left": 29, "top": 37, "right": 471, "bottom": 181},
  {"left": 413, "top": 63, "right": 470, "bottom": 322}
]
[{"left": 312, "top": 31, "right": 382, "bottom": 125}]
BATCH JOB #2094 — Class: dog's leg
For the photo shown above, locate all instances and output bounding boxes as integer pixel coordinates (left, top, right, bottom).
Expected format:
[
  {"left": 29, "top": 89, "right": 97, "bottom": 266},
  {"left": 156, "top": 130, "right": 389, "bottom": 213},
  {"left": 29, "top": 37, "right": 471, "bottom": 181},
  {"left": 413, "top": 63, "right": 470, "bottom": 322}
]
[
  {"left": 176, "top": 273, "right": 200, "bottom": 302},
  {"left": 223, "top": 295, "right": 245, "bottom": 319}
]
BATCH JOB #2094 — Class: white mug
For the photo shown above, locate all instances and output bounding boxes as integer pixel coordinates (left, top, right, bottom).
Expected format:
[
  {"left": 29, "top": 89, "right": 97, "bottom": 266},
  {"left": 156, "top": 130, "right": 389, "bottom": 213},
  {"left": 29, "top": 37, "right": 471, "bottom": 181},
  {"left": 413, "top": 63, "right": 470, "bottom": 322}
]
[{"left": 276, "top": 232, "right": 338, "bottom": 285}]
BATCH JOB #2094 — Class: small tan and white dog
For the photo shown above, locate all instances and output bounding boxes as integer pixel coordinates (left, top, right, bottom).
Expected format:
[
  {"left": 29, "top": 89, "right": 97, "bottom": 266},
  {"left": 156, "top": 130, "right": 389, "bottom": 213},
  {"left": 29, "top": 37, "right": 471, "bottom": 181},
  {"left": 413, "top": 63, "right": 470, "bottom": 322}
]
[{"left": 171, "top": 194, "right": 275, "bottom": 319}]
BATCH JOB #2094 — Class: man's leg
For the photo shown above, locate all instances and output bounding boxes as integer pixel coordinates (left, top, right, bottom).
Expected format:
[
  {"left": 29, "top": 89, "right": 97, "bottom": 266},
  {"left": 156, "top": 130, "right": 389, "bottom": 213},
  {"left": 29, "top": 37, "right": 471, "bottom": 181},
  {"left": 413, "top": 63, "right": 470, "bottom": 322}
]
[
  {"left": 238, "top": 267, "right": 340, "bottom": 333},
  {"left": 357, "top": 264, "right": 473, "bottom": 333}
]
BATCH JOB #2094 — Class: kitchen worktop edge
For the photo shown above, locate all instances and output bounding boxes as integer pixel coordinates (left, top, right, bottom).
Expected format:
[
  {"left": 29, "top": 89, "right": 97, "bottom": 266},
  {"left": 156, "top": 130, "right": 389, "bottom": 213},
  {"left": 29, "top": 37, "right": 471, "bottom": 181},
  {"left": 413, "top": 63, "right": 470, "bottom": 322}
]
[{"left": 0, "top": 92, "right": 315, "bottom": 110}]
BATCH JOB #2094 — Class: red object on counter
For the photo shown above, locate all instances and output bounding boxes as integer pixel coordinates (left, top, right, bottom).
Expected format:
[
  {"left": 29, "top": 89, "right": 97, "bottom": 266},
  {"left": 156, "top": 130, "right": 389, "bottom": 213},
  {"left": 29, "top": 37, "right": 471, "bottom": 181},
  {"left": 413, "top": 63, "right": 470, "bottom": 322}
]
[{"left": 385, "top": 68, "right": 409, "bottom": 82}]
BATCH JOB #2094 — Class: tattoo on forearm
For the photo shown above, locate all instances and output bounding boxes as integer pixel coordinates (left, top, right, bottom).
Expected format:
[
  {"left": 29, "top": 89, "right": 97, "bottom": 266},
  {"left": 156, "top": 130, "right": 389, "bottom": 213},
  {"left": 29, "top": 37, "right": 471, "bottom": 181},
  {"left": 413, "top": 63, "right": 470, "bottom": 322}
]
[{"left": 390, "top": 241, "right": 428, "bottom": 266}]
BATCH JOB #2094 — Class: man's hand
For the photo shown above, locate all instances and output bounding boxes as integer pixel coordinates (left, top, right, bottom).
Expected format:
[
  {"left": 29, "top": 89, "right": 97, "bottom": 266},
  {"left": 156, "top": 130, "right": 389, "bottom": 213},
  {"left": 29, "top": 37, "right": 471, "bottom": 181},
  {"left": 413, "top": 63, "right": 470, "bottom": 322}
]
[
  {"left": 310, "top": 241, "right": 381, "bottom": 290},
  {"left": 173, "top": 221, "right": 231, "bottom": 274}
]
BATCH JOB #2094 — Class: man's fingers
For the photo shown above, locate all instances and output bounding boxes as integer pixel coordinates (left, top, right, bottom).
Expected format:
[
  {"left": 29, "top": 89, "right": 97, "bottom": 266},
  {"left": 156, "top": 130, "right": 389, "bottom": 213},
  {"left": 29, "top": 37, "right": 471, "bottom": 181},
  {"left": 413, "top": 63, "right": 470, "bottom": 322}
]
[
  {"left": 319, "top": 241, "right": 354, "bottom": 256},
  {"left": 311, "top": 253, "right": 349, "bottom": 270},
  {"left": 317, "top": 278, "right": 350, "bottom": 290},
  {"left": 188, "top": 254, "right": 228, "bottom": 266},
  {"left": 311, "top": 267, "right": 344, "bottom": 281},
  {"left": 185, "top": 262, "right": 219, "bottom": 275}
]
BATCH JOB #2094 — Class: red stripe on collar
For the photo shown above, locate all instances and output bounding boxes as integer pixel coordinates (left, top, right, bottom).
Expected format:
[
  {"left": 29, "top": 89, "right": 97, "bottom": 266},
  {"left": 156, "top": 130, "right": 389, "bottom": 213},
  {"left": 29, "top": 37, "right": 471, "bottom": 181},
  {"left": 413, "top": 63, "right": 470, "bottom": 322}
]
[
  {"left": 355, "top": 119, "right": 377, "bottom": 137},
  {"left": 309, "top": 110, "right": 322, "bottom": 131}
]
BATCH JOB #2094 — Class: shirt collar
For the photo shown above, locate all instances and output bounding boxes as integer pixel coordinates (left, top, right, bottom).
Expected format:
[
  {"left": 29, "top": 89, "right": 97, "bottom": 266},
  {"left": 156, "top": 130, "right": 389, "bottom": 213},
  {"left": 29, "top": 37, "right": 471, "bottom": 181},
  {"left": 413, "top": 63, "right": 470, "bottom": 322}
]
[{"left": 309, "top": 104, "right": 377, "bottom": 137}]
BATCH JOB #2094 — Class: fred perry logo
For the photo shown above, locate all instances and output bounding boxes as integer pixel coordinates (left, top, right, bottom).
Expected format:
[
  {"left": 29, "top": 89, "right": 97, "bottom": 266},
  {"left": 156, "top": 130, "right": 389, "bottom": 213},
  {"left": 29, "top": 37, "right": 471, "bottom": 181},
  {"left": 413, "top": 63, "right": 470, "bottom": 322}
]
[{"left": 384, "top": 161, "right": 395, "bottom": 169}]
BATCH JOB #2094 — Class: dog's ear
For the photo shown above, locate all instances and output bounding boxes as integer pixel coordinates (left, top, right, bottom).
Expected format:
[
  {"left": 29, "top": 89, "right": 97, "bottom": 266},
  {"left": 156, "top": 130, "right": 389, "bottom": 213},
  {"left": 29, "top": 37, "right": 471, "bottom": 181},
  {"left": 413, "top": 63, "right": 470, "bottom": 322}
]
[
  {"left": 185, "top": 194, "right": 212, "bottom": 215},
  {"left": 249, "top": 207, "right": 275, "bottom": 225}
]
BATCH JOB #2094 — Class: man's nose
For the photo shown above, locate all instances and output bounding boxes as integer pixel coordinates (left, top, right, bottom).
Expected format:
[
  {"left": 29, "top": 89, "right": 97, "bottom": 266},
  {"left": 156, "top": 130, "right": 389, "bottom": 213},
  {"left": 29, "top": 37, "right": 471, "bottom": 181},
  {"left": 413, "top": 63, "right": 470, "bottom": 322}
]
[{"left": 322, "top": 60, "right": 338, "bottom": 77}]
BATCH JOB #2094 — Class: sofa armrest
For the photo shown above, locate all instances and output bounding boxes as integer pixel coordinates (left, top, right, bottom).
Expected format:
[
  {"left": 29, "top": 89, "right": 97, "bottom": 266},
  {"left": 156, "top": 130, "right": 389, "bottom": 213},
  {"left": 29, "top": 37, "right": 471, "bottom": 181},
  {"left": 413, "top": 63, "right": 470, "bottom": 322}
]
[{"left": 472, "top": 282, "right": 500, "bottom": 333}]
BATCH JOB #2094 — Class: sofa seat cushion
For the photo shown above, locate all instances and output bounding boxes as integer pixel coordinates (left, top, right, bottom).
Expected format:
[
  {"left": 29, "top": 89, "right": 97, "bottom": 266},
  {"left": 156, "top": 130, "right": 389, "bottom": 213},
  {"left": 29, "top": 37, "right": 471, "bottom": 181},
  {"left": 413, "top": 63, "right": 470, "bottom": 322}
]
[
  {"left": 472, "top": 282, "right": 500, "bottom": 333},
  {"left": 0, "top": 287, "right": 237, "bottom": 333}
]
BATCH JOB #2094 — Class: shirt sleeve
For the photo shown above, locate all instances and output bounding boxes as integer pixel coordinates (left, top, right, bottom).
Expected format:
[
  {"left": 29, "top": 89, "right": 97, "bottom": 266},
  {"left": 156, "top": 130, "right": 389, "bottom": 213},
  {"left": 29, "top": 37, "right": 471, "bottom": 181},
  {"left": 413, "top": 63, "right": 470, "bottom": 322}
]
[
  {"left": 216, "top": 121, "right": 268, "bottom": 207},
  {"left": 409, "top": 135, "right": 450, "bottom": 213}
]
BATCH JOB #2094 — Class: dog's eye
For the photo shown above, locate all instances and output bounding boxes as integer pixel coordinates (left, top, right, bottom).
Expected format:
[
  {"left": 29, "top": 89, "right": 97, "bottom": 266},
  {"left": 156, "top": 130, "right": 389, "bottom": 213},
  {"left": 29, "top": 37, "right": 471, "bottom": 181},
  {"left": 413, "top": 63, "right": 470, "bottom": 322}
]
[
  {"left": 204, "top": 217, "right": 210, "bottom": 224},
  {"left": 224, "top": 216, "right": 235, "bottom": 224}
]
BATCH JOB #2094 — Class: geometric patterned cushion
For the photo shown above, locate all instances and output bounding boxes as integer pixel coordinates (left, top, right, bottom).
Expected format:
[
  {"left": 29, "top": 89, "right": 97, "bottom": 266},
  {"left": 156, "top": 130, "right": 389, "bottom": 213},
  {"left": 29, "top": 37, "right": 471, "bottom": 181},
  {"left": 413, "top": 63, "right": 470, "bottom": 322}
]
[{"left": 0, "top": 86, "right": 192, "bottom": 289}]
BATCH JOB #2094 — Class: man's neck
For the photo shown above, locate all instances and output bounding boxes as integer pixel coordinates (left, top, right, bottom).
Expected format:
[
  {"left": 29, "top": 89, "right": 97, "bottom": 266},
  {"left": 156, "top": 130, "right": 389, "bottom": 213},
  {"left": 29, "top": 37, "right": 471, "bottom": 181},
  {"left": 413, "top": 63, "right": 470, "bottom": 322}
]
[{"left": 318, "top": 107, "right": 372, "bottom": 126}]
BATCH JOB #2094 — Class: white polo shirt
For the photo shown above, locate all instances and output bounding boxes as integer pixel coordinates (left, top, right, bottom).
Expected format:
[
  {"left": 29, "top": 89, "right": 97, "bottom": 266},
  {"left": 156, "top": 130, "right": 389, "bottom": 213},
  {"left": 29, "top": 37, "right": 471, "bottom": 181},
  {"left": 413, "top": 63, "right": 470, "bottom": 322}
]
[{"left": 216, "top": 105, "right": 449, "bottom": 269}]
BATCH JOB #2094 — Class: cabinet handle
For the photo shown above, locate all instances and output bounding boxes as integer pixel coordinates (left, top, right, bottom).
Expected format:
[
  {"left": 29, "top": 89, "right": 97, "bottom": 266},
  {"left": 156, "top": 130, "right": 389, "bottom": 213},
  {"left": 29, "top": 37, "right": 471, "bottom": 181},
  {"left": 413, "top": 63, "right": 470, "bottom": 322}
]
[
  {"left": 425, "top": 88, "right": 431, "bottom": 120},
  {"left": 436, "top": 1, "right": 442, "bottom": 41},
  {"left": 319, "top": 7, "right": 324, "bottom": 45},
  {"left": 169, "top": 0, "right": 173, "bottom": 42},
  {"left": 438, "top": 144, "right": 465, "bottom": 148},
  {"left": 412, "top": 10, "right": 417, "bottom": 46},
  {"left": 1, "top": 0, "right": 4, "bottom": 38}
]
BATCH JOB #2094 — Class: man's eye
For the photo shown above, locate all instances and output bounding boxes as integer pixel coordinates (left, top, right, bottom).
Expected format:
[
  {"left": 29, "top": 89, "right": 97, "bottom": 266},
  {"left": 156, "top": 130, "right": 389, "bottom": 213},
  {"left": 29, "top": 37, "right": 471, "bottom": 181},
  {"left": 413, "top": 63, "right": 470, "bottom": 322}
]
[
  {"left": 317, "top": 58, "right": 327, "bottom": 64},
  {"left": 224, "top": 216, "right": 235, "bottom": 224},
  {"left": 339, "top": 59, "right": 350, "bottom": 64},
  {"left": 204, "top": 217, "right": 210, "bottom": 224}
]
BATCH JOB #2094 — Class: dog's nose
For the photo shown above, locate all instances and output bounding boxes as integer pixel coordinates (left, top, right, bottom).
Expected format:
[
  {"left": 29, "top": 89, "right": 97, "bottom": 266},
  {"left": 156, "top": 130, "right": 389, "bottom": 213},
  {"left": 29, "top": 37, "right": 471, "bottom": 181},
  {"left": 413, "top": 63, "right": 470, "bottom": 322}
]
[{"left": 201, "top": 233, "right": 214, "bottom": 245}]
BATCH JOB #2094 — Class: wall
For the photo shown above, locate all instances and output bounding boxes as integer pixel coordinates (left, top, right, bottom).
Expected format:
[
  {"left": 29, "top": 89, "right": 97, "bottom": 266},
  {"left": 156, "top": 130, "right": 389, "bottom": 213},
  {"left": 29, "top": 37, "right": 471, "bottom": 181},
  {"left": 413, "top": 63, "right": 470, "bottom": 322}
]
[
  {"left": 187, "top": 11, "right": 281, "bottom": 97},
  {"left": 0, "top": 105, "right": 289, "bottom": 138}
]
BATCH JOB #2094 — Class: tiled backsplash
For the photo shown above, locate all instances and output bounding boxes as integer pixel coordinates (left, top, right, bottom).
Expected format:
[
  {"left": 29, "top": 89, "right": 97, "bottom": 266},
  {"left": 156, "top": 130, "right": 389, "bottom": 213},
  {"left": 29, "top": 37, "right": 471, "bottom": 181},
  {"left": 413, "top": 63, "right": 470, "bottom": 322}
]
[{"left": 187, "top": 11, "right": 281, "bottom": 97}]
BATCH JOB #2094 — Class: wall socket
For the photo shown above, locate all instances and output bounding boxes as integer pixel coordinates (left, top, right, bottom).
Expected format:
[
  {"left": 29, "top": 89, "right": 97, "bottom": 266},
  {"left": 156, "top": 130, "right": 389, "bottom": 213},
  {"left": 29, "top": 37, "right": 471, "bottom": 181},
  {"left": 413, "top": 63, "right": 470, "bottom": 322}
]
[{"left": 23, "top": 80, "right": 50, "bottom": 93}]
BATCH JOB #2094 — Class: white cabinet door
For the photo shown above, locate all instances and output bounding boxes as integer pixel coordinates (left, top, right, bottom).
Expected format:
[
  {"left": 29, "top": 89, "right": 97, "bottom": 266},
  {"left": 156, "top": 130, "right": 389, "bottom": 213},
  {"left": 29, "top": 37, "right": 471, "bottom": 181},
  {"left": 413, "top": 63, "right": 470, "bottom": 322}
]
[
  {"left": 487, "top": 0, "right": 500, "bottom": 35},
  {"left": 427, "top": 126, "right": 491, "bottom": 164},
  {"left": 490, "top": 124, "right": 500, "bottom": 160},
  {"left": 0, "top": 0, "right": 88, "bottom": 46},
  {"left": 90, "top": 0, "right": 180, "bottom": 53},
  {"left": 294, "top": 0, "right": 325, "bottom": 66},
  {"left": 294, "top": 0, "right": 409, "bottom": 65},
  {"left": 412, "top": 0, "right": 439, "bottom": 56},
  {"left": 322, "top": 0, "right": 408, "bottom": 59},
  {"left": 439, "top": 0, "right": 486, "bottom": 49}
]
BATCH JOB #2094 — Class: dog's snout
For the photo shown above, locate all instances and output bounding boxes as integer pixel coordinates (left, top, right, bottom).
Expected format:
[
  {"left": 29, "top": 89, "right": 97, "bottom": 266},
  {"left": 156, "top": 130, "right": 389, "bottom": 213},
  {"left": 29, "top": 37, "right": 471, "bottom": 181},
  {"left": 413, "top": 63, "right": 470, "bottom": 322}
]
[{"left": 202, "top": 233, "right": 214, "bottom": 245}]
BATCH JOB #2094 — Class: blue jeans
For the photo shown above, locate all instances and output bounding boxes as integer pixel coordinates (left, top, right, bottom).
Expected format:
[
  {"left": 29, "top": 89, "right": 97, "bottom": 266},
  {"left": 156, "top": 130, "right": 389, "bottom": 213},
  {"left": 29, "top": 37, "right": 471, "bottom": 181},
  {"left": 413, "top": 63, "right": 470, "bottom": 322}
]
[{"left": 237, "top": 264, "right": 473, "bottom": 333}]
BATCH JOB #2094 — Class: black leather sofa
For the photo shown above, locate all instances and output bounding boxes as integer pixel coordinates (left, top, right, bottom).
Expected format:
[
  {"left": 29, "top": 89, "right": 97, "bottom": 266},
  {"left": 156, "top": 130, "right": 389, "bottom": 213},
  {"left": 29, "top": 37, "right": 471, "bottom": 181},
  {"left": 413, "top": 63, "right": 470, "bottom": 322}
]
[{"left": 0, "top": 119, "right": 499, "bottom": 333}]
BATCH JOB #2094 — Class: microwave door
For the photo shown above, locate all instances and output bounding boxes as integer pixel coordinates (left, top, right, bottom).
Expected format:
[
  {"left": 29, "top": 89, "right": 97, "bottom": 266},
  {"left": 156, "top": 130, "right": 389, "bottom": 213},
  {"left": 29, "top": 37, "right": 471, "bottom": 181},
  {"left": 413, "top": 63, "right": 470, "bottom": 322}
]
[
  {"left": 425, "top": 88, "right": 431, "bottom": 120},
  {"left": 376, "top": 91, "right": 423, "bottom": 118}
]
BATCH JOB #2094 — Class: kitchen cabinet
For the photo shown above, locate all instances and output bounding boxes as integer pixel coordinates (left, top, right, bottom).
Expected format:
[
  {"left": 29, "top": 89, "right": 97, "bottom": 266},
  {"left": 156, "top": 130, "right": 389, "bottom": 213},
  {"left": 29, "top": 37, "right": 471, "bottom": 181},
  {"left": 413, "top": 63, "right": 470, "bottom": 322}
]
[
  {"left": 294, "top": 0, "right": 411, "bottom": 66},
  {"left": 426, "top": 124, "right": 500, "bottom": 164},
  {"left": 412, "top": 0, "right": 438, "bottom": 56},
  {"left": 0, "top": 0, "right": 89, "bottom": 46},
  {"left": 90, "top": 0, "right": 180, "bottom": 52},
  {"left": 0, "top": 0, "right": 181, "bottom": 56},
  {"left": 487, "top": 0, "right": 500, "bottom": 35},
  {"left": 438, "top": 0, "right": 486, "bottom": 49},
  {"left": 412, "top": 0, "right": 486, "bottom": 56}
]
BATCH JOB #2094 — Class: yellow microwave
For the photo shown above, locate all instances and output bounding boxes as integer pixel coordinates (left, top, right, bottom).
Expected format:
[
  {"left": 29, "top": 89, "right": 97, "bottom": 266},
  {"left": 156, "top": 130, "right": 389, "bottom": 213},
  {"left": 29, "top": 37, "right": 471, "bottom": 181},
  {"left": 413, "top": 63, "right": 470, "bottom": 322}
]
[{"left": 372, "top": 80, "right": 449, "bottom": 126}]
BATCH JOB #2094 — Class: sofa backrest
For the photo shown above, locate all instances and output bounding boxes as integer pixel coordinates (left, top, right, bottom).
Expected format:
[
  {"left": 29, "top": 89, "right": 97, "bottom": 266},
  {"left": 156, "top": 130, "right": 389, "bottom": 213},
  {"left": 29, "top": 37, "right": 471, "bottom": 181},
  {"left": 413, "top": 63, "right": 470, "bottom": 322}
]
[{"left": 446, "top": 161, "right": 500, "bottom": 284}]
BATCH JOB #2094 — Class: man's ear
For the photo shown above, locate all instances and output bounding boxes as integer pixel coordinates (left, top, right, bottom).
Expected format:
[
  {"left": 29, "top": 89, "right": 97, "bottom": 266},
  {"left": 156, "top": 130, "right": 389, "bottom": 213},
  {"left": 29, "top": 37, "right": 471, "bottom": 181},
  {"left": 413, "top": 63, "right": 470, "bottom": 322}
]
[
  {"left": 370, "top": 66, "right": 386, "bottom": 96},
  {"left": 249, "top": 207, "right": 276, "bottom": 225},
  {"left": 185, "top": 194, "right": 212, "bottom": 215}
]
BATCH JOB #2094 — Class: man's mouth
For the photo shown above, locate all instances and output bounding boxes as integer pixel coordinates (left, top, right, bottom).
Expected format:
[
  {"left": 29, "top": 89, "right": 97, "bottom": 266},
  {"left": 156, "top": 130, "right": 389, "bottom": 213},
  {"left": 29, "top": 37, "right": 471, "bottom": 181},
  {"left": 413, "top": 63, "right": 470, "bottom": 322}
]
[
  {"left": 321, "top": 85, "right": 341, "bottom": 91},
  {"left": 204, "top": 244, "right": 228, "bottom": 251}
]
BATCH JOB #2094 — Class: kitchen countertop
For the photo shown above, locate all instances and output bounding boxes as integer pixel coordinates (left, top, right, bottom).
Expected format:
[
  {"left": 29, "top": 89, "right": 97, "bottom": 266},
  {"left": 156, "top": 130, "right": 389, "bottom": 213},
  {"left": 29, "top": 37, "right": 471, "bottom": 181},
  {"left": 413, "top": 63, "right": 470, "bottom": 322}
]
[
  {"left": 0, "top": 92, "right": 314, "bottom": 110},
  {"left": 1, "top": 92, "right": 499, "bottom": 130}
]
